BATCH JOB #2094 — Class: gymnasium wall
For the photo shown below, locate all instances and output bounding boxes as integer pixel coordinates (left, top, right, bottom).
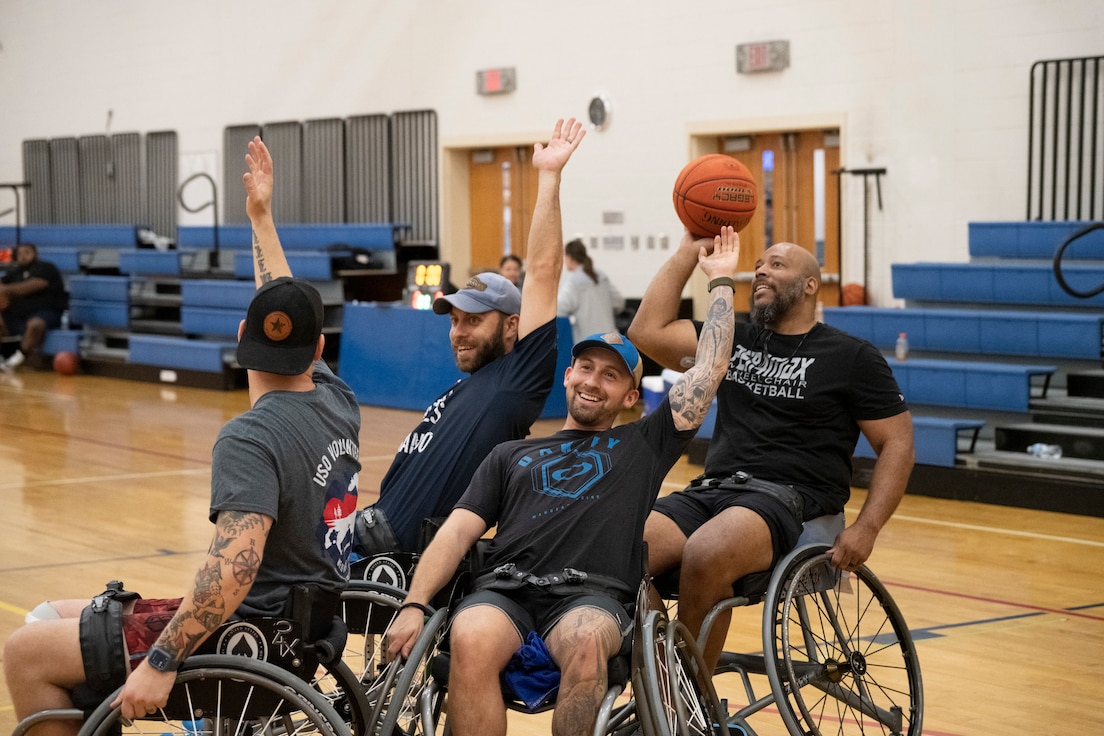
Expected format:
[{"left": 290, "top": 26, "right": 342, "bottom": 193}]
[{"left": 0, "top": 0, "right": 1101, "bottom": 304}]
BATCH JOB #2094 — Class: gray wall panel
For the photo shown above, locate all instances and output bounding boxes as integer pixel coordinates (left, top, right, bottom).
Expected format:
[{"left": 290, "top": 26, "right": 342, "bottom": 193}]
[
  {"left": 113, "top": 132, "right": 143, "bottom": 225},
  {"left": 22, "top": 139, "right": 52, "bottom": 224},
  {"left": 345, "top": 114, "right": 390, "bottom": 223},
  {"left": 223, "top": 125, "right": 261, "bottom": 225},
  {"left": 49, "top": 138, "right": 81, "bottom": 224},
  {"left": 261, "top": 121, "right": 303, "bottom": 223},
  {"left": 392, "top": 110, "right": 438, "bottom": 243},
  {"left": 303, "top": 118, "right": 344, "bottom": 223},
  {"left": 79, "top": 135, "right": 113, "bottom": 223},
  {"left": 147, "top": 131, "right": 177, "bottom": 237}
]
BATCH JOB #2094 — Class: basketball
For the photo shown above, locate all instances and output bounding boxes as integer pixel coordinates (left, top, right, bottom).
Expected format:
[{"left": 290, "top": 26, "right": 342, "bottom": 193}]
[
  {"left": 673, "top": 154, "right": 759, "bottom": 237},
  {"left": 53, "top": 351, "right": 80, "bottom": 376},
  {"left": 841, "top": 282, "right": 868, "bottom": 306}
]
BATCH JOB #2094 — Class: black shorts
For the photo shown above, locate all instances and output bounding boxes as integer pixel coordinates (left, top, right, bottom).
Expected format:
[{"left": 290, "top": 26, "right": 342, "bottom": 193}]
[
  {"left": 653, "top": 476, "right": 805, "bottom": 566},
  {"left": 4, "top": 307, "right": 62, "bottom": 336},
  {"left": 452, "top": 586, "right": 632, "bottom": 647}
]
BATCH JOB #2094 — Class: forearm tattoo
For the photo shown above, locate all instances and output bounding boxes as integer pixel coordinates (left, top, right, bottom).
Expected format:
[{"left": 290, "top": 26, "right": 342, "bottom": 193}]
[
  {"left": 157, "top": 511, "right": 267, "bottom": 661},
  {"left": 669, "top": 291, "right": 734, "bottom": 426},
  {"left": 253, "top": 231, "right": 273, "bottom": 284}
]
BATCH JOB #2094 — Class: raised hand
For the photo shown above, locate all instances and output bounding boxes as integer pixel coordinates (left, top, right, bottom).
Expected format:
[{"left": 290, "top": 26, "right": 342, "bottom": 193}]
[
  {"left": 532, "top": 117, "right": 586, "bottom": 173},
  {"left": 697, "top": 225, "right": 740, "bottom": 281},
  {"left": 243, "top": 136, "right": 274, "bottom": 222}
]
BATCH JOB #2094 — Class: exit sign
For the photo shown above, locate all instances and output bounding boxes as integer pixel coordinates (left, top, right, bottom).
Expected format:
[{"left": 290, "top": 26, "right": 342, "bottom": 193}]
[
  {"left": 476, "top": 67, "right": 517, "bottom": 95},
  {"left": 736, "top": 41, "right": 790, "bottom": 74}
]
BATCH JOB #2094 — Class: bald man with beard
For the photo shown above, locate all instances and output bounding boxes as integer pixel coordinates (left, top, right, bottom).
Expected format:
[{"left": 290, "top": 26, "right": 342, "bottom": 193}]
[{"left": 628, "top": 236, "right": 915, "bottom": 671}]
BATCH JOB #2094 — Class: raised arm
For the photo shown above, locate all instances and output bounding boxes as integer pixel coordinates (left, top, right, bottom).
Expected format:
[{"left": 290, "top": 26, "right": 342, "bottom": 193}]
[
  {"left": 243, "top": 136, "right": 292, "bottom": 285},
  {"left": 666, "top": 226, "right": 739, "bottom": 432},
  {"left": 113, "top": 510, "right": 272, "bottom": 718},
  {"left": 627, "top": 229, "right": 708, "bottom": 370},
  {"left": 517, "top": 118, "right": 586, "bottom": 340}
]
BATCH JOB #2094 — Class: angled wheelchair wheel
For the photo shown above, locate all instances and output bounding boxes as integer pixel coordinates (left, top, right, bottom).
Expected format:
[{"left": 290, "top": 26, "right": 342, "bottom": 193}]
[
  {"left": 764, "top": 544, "right": 923, "bottom": 736},
  {"left": 639, "top": 609, "right": 729, "bottom": 736},
  {"left": 377, "top": 606, "right": 449, "bottom": 736},
  {"left": 77, "top": 655, "right": 348, "bottom": 736},
  {"left": 339, "top": 581, "right": 407, "bottom": 730}
]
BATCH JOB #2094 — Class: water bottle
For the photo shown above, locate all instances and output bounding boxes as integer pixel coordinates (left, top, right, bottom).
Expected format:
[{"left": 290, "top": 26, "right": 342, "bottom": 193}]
[
  {"left": 60, "top": 310, "right": 70, "bottom": 331},
  {"left": 895, "top": 332, "right": 909, "bottom": 361},
  {"left": 1026, "top": 443, "right": 1062, "bottom": 459}
]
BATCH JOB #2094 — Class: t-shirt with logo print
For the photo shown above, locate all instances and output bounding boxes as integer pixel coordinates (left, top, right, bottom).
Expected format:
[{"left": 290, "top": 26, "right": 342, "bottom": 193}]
[
  {"left": 698, "top": 320, "right": 907, "bottom": 517},
  {"left": 454, "top": 398, "right": 696, "bottom": 593},
  {"left": 374, "top": 319, "right": 558, "bottom": 552}
]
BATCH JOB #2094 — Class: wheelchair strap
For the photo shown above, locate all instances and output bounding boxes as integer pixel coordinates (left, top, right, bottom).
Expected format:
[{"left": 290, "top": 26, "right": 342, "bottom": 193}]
[
  {"left": 473, "top": 564, "right": 634, "bottom": 603},
  {"left": 77, "top": 581, "right": 140, "bottom": 699}
]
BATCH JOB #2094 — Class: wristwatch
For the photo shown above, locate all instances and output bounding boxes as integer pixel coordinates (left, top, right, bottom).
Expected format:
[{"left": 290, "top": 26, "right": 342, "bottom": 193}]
[{"left": 146, "top": 645, "right": 180, "bottom": 673}]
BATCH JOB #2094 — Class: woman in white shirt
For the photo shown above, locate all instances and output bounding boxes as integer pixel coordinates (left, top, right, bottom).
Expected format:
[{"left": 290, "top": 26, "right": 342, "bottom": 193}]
[{"left": 557, "top": 239, "right": 625, "bottom": 343}]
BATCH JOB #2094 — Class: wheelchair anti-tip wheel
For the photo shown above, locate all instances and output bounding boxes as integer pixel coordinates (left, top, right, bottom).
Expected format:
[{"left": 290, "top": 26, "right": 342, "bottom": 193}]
[
  {"left": 78, "top": 656, "right": 348, "bottom": 736},
  {"left": 764, "top": 545, "right": 923, "bottom": 736}
]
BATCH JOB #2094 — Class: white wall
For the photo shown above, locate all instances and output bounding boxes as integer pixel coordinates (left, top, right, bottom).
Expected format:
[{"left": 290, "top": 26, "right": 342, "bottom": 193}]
[{"left": 1, "top": 0, "right": 1100, "bottom": 304}]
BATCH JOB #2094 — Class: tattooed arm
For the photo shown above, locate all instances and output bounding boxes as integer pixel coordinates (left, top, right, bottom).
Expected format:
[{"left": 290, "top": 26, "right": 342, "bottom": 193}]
[
  {"left": 112, "top": 510, "right": 273, "bottom": 719},
  {"left": 242, "top": 136, "right": 292, "bottom": 286},
  {"left": 667, "top": 226, "right": 739, "bottom": 432}
]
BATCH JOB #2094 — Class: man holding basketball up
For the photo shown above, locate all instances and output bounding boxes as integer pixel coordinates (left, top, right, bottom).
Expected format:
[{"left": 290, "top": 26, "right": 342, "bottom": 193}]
[{"left": 628, "top": 234, "right": 914, "bottom": 671}]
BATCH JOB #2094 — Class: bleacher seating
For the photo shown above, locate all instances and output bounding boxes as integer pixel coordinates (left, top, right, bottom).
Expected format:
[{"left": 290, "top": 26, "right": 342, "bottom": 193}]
[
  {"left": 824, "top": 307, "right": 1103, "bottom": 361},
  {"left": 854, "top": 416, "right": 985, "bottom": 468}
]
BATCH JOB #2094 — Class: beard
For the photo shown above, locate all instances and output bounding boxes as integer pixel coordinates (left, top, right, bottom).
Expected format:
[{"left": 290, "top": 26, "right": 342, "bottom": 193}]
[
  {"left": 750, "top": 278, "right": 805, "bottom": 326},
  {"left": 454, "top": 318, "right": 508, "bottom": 374}
]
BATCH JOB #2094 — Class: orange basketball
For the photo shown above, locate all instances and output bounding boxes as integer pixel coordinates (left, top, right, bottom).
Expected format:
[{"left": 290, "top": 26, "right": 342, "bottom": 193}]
[
  {"left": 841, "top": 282, "right": 868, "bottom": 306},
  {"left": 53, "top": 351, "right": 80, "bottom": 376},
  {"left": 673, "top": 154, "right": 758, "bottom": 237}
]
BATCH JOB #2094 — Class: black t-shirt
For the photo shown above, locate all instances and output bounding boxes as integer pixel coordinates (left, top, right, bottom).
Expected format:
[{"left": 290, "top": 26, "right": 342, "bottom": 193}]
[
  {"left": 697, "top": 320, "right": 907, "bottom": 516},
  {"left": 376, "top": 319, "right": 558, "bottom": 551},
  {"left": 456, "top": 399, "right": 696, "bottom": 592},
  {"left": 2, "top": 259, "right": 66, "bottom": 318}
]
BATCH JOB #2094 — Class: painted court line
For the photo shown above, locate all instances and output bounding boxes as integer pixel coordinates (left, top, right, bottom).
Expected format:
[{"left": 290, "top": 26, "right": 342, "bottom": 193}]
[
  {"left": 888, "top": 512, "right": 1104, "bottom": 548},
  {"left": 0, "top": 467, "right": 210, "bottom": 491}
]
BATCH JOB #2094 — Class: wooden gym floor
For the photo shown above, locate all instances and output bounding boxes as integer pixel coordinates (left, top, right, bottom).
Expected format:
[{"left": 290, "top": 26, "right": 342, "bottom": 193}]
[{"left": 1, "top": 369, "right": 1102, "bottom": 734}]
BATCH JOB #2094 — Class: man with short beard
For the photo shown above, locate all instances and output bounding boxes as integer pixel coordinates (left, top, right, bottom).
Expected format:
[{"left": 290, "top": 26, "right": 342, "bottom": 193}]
[
  {"left": 628, "top": 237, "right": 915, "bottom": 672},
  {"left": 354, "top": 118, "right": 587, "bottom": 555}
]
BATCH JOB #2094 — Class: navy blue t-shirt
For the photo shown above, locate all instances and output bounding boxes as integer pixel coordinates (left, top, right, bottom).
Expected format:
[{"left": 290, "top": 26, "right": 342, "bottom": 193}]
[{"left": 375, "top": 319, "right": 557, "bottom": 551}]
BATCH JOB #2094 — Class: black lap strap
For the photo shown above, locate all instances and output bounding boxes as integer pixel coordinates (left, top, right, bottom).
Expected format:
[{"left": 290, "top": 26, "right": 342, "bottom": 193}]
[
  {"left": 687, "top": 472, "right": 804, "bottom": 526},
  {"left": 473, "top": 564, "right": 634, "bottom": 603}
]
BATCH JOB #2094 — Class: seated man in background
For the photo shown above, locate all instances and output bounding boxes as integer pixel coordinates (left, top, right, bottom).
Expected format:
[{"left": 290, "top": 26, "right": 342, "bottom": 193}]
[
  {"left": 628, "top": 236, "right": 915, "bottom": 671},
  {"left": 352, "top": 118, "right": 586, "bottom": 556},
  {"left": 0, "top": 242, "right": 67, "bottom": 371},
  {"left": 2, "top": 143, "right": 362, "bottom": 736},
  {"left": 385, "top": 226, "right": 741, "bottom": 736}
]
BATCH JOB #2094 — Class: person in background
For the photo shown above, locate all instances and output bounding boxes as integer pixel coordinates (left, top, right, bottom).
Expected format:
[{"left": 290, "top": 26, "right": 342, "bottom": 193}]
[
  {"left": 0, "top": 243, "right": 67, "bottom": 371},
  {"left": 498, "top": 253, "right": 524, "bottom": 289},
  {"left": 557, "top": 238, "right": 625, "bottom": 344}
]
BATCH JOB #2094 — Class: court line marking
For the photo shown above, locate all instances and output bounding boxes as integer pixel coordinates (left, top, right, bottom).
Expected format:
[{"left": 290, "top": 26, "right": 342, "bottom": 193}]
[
  {"left": 884, "top": 579, "right": 1104, "bottom": 621},
  {"left": 886, "top": 511, "right": 1104, "bottom": 547},
  {"left": 0, "top": 467, "right": 210, "bottom": 491},
  {"left": 0, "top": 421, "right": 212, "bottom": 466}
]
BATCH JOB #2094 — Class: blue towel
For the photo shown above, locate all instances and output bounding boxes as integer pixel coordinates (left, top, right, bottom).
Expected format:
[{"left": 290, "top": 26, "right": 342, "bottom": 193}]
[{"left": 502, "top": 631, "right": 561, "bottom": 711}]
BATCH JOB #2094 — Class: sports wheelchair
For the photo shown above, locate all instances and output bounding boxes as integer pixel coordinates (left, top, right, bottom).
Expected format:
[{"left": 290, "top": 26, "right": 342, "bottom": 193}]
[
  {"left": 12, "top": 583, "right": 371, "bottom": 736},
  {"left": 647, "top": 514, "right": 924, "bottom": 736}
]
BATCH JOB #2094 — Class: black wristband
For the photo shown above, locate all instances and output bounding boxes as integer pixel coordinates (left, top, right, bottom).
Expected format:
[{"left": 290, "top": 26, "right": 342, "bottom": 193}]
[
  {"left": 708, "top": 277, "right": 736, "bottom": 292},
  {"left": 400, "top": 601, "right": 432, "bottom": 616}
]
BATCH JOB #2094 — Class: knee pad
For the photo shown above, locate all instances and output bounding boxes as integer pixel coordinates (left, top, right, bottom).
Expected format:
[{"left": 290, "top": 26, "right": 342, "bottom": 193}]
[{"left": 25, "top": 601, "right": 61, "bottom": 624}]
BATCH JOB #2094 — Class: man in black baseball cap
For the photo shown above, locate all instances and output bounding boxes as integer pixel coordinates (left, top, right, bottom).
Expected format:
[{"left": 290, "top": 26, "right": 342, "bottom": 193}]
[{"left": 237, "top": 276, "right": 325, "bottom": 376}]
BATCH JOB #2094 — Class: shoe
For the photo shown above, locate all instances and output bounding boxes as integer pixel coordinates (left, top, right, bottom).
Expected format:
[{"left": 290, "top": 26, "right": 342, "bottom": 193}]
[{"left": 3, "top": 349, "right": 26, "bottom": 370}]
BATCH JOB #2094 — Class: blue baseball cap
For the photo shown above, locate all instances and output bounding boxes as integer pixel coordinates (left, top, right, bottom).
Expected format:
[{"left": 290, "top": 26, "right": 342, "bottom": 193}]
[
  {"left": 571, "top": 332, "right": 643, "bottom": 388},
  {"left": 432, "top": 272, "right": 522, "bottom": 315}
]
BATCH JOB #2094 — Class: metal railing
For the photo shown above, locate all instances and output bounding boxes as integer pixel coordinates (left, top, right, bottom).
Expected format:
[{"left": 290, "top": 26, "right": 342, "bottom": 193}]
[{"left": 1027, "top": 55, "right": 1104, "bottom": 221}]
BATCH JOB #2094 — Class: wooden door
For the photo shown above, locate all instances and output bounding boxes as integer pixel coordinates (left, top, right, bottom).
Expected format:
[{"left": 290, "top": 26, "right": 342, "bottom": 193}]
[
  {"left": 468, "top": 146, "right": 539, "bottom": 276},
  {"left": 719, "top": 129, "right": 841, "bottom": 310}
]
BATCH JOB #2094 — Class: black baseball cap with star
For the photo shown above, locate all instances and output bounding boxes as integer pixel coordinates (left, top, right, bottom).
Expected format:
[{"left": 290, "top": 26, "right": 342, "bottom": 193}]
[{"left": 236, "top": 277, "right": 324, "bottom": 375}]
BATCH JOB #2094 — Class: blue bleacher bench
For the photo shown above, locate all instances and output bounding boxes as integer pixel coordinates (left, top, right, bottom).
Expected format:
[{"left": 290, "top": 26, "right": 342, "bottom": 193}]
[
  {"left": 127, "top": 335, "right": 237, "bottom": 373},
  {"left": 0, "top": 224, "right": 140, "bottom": 248},
  {"left": 892, "top": 262, "right": 1104, "bottom": 308},
  {"left": 854, "top": 416, "right": 986, "bottom": 468},
  {"left": 889, "top": 358, "right": 1055, "bottom": 413},
  {"left": 67, "top": 275, "right": 130, "bottom": 329},
  {"left": 968, "top": 221, "right": 1104, "bottom": 260},
  {"left": 176, "top": 223, "right": 397, "bottom": 251},
  {"left": 824, "top": 306, "right": 1104, "bottom": 360},
  {"left": 232, "top": 251, "right": 335, "bottom": 280},
  {"left": 41, "top": 329, "right": 82, "bottom": 356}
]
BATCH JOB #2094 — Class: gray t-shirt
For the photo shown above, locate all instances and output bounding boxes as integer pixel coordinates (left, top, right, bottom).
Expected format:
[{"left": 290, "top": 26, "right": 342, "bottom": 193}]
[{"left": 211, "top": 360, "right": 361, "bottom": 617}]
